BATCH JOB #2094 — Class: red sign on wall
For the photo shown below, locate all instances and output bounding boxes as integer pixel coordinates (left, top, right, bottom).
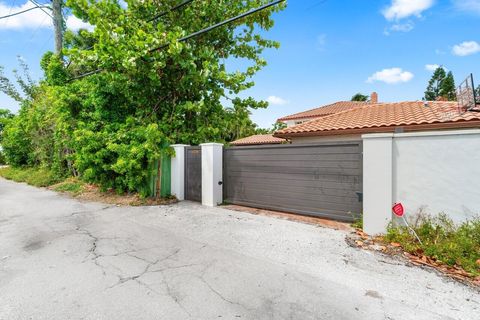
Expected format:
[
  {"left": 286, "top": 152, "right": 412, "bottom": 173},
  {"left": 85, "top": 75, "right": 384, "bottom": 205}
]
[{"left": 392, "top": 203, "right": 404, "bottom": 217}]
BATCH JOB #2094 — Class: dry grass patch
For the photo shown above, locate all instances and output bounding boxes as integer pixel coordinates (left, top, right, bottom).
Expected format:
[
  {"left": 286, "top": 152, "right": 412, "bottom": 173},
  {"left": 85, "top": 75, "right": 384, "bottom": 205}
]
[{"left": 52, "top": 178, "right": 177, "bottom": 206}]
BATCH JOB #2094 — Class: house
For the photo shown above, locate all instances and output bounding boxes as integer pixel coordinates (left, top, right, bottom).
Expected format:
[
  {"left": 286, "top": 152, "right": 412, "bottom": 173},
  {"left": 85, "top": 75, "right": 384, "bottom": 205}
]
[
  {"left": 230, "top": 134, "right": 286, "bottom": 146},
  {"left": 277, "top": 97, "right": 375, "bottom": 128},
  {"left": 172, "top": 93, "right": 480, "bottom": 234},
  {"left": 274, "top": 95, "right": 480, "bottom": 143}
]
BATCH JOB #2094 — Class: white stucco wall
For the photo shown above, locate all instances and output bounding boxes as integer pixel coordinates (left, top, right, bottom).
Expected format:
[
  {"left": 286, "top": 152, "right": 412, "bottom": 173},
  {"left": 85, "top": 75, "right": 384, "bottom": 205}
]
[
  {"left": 363, "top": 129, "right": 480, "bottom": 234},
  {"left": 290, "top": 134, "right": 361, "bottom": 144},
  {"left": 363, "top": 134, "right": 393, "bottom": 235},
  {"left": 170, "top": 144, "right": 189, "bottom": 200},
  {"left": 392, "top": 130, "right": 480, "bottom": 222},
  {"left": 200, "top": 143, "right": 223, "bottom": 207}
]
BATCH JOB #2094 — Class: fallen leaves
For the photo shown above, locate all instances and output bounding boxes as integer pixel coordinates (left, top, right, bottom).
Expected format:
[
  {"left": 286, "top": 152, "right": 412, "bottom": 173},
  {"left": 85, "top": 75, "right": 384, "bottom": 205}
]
[
  {"left": 347, "top": 228, "right": 479, "bottom": 289},
  {"left": 50, "top": 182, "right": 178, "bottom": 206}
]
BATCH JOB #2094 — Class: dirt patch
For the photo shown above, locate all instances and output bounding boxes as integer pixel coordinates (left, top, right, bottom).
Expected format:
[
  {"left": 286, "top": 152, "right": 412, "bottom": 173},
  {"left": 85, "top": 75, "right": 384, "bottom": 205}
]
[
  {"left": 223, "top": 204, "right": 352, "bottom": 231},
  {"left": 347, "top": 229, "right": 480, "bottom": 290},
  {"left": 50, "top": 183, "right": 177, "bottom": 207}
]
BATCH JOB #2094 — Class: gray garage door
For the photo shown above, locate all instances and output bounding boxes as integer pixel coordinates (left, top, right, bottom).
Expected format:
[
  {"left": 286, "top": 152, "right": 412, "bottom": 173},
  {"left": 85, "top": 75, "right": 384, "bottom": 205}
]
[{"left": 223, "top": 142, "right": 363, "bottom": 222}]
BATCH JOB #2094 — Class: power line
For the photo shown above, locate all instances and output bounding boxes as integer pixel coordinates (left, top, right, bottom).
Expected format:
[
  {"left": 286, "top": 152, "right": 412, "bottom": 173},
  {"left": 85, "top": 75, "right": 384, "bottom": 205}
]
[
  {"left": 147, "top": 0, "right": 195, "bottom": 22},
  {"left": 28, "top": 0, "right": 53, "bottom": 18},
  {"left": 79, "top": 0, "right": 197, "bottom": 53},
  {"left": 0, "top": 5, "right": 51, "bottom": 20},
  {"left": 1, "top": 0, "right": 17, "bottom": 28},
  {"left": 69, "top": 0, "right": 285, "bottom": 81},
  {"left": 149, "top": 0, "right": 285, "bottom": 52},
  {"left": 21, "top": 10, "right": 50, "bottom": 55}
]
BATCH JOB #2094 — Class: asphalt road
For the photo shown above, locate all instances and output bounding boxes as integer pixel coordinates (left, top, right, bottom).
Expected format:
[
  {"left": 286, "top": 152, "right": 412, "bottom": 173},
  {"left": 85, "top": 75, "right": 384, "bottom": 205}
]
[{"left": 0, "top": 178, "right": 478, "bottom": 320}]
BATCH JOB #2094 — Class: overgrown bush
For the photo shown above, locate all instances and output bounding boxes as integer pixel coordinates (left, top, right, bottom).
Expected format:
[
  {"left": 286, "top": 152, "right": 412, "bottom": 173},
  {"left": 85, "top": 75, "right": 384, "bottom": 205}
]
[
  {"left": 385, "top": 213, "right": 480, "bottom": 276},
  {"left": 0, "top": 1, "right": 285, "bottom": 195},
  {"left": 2, "top": 115, "right": 34, "bottom": 166},
  {"left": 0, "top": 166, "right": 63, "bottom": 187}
]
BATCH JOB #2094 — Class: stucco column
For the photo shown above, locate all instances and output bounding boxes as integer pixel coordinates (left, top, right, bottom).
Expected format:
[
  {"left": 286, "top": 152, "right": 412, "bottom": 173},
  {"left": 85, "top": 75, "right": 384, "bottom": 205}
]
[
  {"left": 362, "top": 133, "right": 393, "bottom": 235},
  {"left": 200, "top": 143, "right": 223, "bottom": 206},
  {"left": 170, "top": 144, "right": 189, "bottom": 201}
]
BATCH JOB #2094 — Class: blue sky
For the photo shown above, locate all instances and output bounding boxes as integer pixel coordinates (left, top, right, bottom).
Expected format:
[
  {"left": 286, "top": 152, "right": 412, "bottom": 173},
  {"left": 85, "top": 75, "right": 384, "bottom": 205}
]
[{"left": 1, "top": 0, "right": 480, "bottom": 128}]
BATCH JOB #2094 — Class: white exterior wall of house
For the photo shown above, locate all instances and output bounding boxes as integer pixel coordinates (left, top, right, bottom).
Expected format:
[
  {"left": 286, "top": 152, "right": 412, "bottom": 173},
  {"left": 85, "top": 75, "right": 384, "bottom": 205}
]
[
  {"left": 363, "top": 129, "right": 480, "bottom": 235},
  {"left": 282, "top": 119, "right": 313, "bottom": 128},
  {"left": 283, "top": 120, "right": 297, "bottom": 127}
]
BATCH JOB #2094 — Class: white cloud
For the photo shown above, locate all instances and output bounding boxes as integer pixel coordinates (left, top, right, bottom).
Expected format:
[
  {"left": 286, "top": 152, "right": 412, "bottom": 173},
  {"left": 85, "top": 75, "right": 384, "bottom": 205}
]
[
  {"left": 425, "top": 64, "right": 448, "bottom": 72},
  {"left": 452, "top": 41, "right": 480, "bottom": 56},
  {"left": 0, "top": 1, "right": 52, "bottom": 29},
  {"left": 425, "top": 64, "right": 440, "bottom": 71},
  {"left": 383, "top": 0, "right": 434, "bottom": 20},
  {"left": 66, "top": 15, "right": 94, "bottom": 32},
  {"left": 453, "top": 0, "right": 480, "bottom": 14},
  {"left": 390, "top": 21, "right": 415, "bottom": 32},
  {"left": 316, "top": 34, "right": 327, "bottom": 51},
  {"left": 0, "top": 2, "right": 93, "bottom": 32},
  {"left": 384, "top": 20, "right": 415, "bottom": 35},
  {"left": 266, "top": 96, "right": 288, "bottom": 105},
  {"left": 367, "top": 68, "right": 414, "bottom": 84}
]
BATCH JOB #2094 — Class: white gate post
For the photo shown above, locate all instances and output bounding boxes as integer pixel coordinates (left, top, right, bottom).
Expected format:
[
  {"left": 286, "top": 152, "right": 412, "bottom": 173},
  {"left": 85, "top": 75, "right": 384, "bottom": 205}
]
[
  {"left": 362, "top": 133, "right": 393, "bottom": 235},
  {"left": 200, "top": 143, "right": 223, "bottom": 206},
  {"left": 170, "top": 144, "right": 189, "bottom": 201}
]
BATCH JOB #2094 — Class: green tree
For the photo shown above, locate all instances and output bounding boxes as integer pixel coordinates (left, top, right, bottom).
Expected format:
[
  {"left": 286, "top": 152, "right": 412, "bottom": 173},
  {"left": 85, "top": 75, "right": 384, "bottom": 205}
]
[
  {"left": 56, "top": 0, "right": 283, "bottom": 193},
  {"left": 271, "top": 121, "right": 287, "bottom": 133},
  {"left": 0, "top": 108, "right": 14, "bottom": 164},
  {"left": 440, "top": 71, "right": 456, "bottom": 101},
  {"left": 425, "top": 67, "right": 456, "bottom": 101},
  {"left": 0, "top": 56, "right": 37, "bottom": 103},
  {"left": 425, "top": 67, "right": 446, "bottom": 101},
  {"left": 0, "top": 108, "right": 13, "bottom": 141},
  {"left": 0, "top": 58, "right": 38, "bottom": 166},
  {"left": 351, "top": 93, "right": 369, "bottom": 102},
  {"left": 1, "top": 1, "right": 285, "bottom": 194}
]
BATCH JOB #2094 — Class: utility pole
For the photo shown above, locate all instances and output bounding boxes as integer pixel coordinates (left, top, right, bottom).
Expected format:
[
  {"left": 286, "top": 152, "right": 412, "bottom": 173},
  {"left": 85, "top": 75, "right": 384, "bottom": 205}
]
[
  {"left": 52, "top": 0, "right": 63, "bottom": 57},
  {"left": 1, "top": 0, "right": 64, "bottom": 55}
]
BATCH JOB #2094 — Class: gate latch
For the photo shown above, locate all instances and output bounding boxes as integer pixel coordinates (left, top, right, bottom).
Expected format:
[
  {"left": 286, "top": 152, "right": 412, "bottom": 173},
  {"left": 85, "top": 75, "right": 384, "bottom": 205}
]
[{"left": 355, "top": 192, "right": 363, "bottom": 202}]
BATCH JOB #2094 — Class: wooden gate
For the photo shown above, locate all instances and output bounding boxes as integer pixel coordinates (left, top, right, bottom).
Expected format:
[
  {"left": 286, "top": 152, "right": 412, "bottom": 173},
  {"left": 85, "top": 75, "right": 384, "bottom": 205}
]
[
  {"left": 223, "top": 142, "right": 363, "bottom": 222},
  {"left": 185, "top": 146, "right": 202, "bottom": 202}
]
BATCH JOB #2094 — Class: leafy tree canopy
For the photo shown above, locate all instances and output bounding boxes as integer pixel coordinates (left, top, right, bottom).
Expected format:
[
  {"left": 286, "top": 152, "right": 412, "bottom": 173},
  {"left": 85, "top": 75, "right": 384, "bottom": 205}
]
[
  {"left": 441, "top": 71, "right": 456, "bottom": 101},
  {"left": 425, "top": 67, "right": 456, "bottom": 101},
  {"left": 351, "top": 93, "right": 369, "bottom": 102},
  {"left": 1, "top": 0, "right": 285, "bottom": 195},
  {"left": 0, "top": 56, "right": 37, "bottom": 103},
  {"left": 0, "top": 108, "right": 14, "bottom": 142}
]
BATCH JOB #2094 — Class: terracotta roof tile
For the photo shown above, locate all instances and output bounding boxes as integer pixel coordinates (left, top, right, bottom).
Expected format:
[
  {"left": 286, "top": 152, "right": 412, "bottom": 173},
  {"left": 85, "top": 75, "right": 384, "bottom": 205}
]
[
  {"left": 277, "top": 101, "right": 369, "bottom": 121},
  {"left": 231, "top": 134, "right": 286, "bottom": 146},
  {"left": 275, "top": 101, "right": 480, "bottom": 137}
]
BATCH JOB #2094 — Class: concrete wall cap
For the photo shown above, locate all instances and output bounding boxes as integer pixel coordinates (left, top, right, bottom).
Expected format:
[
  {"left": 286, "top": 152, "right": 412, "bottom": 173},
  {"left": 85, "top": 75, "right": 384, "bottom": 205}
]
[
  {"left": 200, "top": 143, "right": 224, "bottom": 147},
  {"left": 392, "top": 129, "right": 480, "bottom": 138},
  {"left": 362, "top": 133, "right": 394, "bottom": 139}
]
